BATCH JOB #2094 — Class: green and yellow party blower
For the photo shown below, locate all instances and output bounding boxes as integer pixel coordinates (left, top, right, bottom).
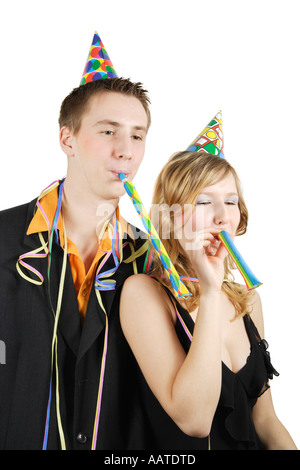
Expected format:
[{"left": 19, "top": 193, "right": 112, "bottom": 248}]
[{"left": 119, "top": 173, "right": 191, "bottom": 299}]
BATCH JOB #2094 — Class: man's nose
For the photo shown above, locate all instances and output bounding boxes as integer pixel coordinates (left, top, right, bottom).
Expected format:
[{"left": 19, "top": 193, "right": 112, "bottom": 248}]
[{"left": 114, "top": 136, "right": 132, "bottom": 160}]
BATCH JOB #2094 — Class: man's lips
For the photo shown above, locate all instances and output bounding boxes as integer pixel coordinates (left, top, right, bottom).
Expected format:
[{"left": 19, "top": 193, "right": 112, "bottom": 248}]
[{"left": 109, "top": 170, "right": 129, "bottom": 179}]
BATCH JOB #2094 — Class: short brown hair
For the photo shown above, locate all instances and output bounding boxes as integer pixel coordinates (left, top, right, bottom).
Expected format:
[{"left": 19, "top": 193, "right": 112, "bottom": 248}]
[{"left": 58, "top": 77, "right": 151, "bottom": 133}]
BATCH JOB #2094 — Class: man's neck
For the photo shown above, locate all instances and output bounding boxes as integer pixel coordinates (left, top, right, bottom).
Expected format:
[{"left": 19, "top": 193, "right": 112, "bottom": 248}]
[{"left": 61, "top": 177, "right": 119, "bottom": 270}]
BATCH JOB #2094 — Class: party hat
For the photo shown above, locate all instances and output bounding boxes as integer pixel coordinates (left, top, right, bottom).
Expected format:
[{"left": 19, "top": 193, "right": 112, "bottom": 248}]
[
  {"left": 187, "top": 110, "right": 224, "bottom": 158},
  {"left": 186, "top": 112, "right": 262, "bottom": 289},
  {"left": 80, "top": 31, "right": 118, "bottom": 85}
]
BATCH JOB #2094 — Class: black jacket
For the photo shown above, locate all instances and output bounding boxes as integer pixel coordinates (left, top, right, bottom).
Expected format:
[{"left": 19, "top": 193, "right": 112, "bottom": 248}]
[{"left": 0, "top": 198, "right": 148, "bottom": 450}]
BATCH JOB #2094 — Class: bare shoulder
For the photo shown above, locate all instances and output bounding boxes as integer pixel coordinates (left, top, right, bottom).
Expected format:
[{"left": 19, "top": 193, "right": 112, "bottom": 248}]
[
  {"left": 121, "top": 274, "right": 167, "bottom": 303},
  {"left": 249, "top": 289, "right": 265, "bottom": 337},
  {"left": 233, "top": 282, "right": 265, "bottom": 337},
  {"left": 122, "top": 273, "right": 160, "bottom": 293},
  {"left": 120, "top": 274, "right": 174, "bottom": 322}
]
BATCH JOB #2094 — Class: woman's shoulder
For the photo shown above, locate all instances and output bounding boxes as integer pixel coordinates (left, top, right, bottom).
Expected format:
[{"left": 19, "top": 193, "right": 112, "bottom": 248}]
[
  {"left": 237, "top": 286, "right": 264, "bottom": 338},
  {"left": 121, "top": 274, "right": 172, "bottom": 307},
  {"left": 227, "top": 281, "right": 264, "bottom": 335},
  {"left": 122, "top": 273, "right": 163, "bottom": 294},
  {"left": 120, "top": 274, "right": 177, "bottom": 324}
]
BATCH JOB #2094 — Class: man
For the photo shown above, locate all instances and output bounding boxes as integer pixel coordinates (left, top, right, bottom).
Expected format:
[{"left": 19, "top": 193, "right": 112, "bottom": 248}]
[{"left": 0, "top": 33, "right": 151, "bottom": 450}]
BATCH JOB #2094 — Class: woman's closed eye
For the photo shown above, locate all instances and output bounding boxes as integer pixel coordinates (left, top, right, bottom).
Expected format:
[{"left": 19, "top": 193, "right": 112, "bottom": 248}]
[
  {"left": 196, "top": 200, "right": 239, "bottom": 206},
  {"left": 225, "top": 199, "right": 239, "bottom": 205},
  {"left": 196, "top": 201, "right": 211, "bottom": 205}
]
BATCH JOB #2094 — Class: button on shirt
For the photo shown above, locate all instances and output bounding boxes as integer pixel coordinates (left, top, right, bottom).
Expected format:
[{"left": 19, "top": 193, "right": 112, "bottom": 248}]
[
  {"left": 26, "top": 186, "right": 130, "bottom": 322},
  {"left": 76, "top": 432, "right": 88, "bottom": 444}
]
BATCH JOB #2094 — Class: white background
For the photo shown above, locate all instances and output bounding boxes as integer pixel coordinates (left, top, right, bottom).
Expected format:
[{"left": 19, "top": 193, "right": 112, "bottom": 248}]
[{"left": 0, "top": 0, "right": 299, "bottom": 448}]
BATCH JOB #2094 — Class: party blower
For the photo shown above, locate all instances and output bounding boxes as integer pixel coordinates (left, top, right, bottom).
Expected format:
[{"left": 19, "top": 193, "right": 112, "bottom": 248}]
[
  {"left": 119, "top": 173, "right": 191, "bottom": 299},
  {"left": 119, "top": 174, "right": 262, "bottom": 293},
  {"left": 218, "top": 231, "right": 262, "bottom": 290}
]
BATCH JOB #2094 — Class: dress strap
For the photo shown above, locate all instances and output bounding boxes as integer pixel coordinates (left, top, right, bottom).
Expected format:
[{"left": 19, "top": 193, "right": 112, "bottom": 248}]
[
  {"left": 244, "top": 314, "right": 279, "bottom": 381},
  {"left": 244, "top": 314, "right": 262, "bottom": 343}
]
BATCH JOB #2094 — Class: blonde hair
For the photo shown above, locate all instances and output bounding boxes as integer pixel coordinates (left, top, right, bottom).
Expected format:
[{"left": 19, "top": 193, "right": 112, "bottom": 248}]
[{"left": 149, "top": 151, "right": 254, "bottom": 318}]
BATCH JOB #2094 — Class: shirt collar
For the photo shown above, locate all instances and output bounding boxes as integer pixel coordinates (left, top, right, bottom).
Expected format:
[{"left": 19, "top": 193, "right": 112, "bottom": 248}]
[{"left": 26, "top": 183, "right": 133, "bottom": 244}]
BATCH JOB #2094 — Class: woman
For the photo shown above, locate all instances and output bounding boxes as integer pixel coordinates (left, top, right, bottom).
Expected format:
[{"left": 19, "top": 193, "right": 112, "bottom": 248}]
[{"left": 120, "top": 151, "right": 297, "bottom": 450}]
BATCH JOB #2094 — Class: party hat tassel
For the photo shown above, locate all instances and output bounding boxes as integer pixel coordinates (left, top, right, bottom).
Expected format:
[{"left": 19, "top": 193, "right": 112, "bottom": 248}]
[
  {"left": 218, "top": 231, "right": 262, "bottom": 290},
  {"left": 119, "top": 173, "right": 191, "bottom": 299}
]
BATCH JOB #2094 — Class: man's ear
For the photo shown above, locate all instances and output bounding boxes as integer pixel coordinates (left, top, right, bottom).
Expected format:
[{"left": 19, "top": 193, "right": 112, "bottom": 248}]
[{"left": 60, "top": 126, "right": 75, "bottom": 157}]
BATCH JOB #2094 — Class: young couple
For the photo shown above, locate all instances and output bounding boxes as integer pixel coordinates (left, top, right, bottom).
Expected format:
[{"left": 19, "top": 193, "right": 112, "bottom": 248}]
[{"left": 0, "top": 70, "right": 296, "bottom": 450}]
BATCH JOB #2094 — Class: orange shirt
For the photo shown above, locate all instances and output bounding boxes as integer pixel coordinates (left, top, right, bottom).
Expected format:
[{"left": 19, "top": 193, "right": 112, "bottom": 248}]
[{"left": 27, "top": 187, "right": 130, "bottom": 321}]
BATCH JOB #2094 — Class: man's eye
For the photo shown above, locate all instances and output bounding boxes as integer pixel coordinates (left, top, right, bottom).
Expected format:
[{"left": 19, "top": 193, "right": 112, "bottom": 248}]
[
  {"left": 102, "top": 130, "right": 114, "bottom": 135},
  {"left": 132, "top": 135, "right": 142, "bottom": 141}
]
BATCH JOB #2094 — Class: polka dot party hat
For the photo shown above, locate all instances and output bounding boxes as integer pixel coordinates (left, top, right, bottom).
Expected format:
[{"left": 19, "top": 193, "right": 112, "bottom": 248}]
[
  {"left": 187, "top": 110, "right": 224, "bottom": 158},
  {"left": 80, "top": 31, "right": 118, "bottom": 85}
]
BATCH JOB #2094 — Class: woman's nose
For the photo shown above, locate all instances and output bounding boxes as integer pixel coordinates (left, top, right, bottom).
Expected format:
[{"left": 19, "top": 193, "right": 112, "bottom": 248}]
[{"left": 213, "top": 205, "right": 229, "bottom": 226}]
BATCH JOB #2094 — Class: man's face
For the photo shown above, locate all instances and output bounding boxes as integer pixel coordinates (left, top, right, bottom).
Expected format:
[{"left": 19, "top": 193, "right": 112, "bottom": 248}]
[{"left": 64, "top": 91, "right": 148, "bottom": 203}]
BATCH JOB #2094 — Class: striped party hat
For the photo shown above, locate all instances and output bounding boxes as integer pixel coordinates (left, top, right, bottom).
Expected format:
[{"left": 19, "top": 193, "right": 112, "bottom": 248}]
[
  {"left": 80, "top": 31, "right": 118, "bottom": 85},
  {"left": 187, "top": 110, "right": 224, "bottom": 158}
]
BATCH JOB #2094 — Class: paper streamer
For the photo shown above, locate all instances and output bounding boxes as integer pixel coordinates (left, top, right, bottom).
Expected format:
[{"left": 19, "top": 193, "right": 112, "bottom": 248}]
[
  {"left": 218, "top": 230, "right": 262, "bottom": 290},
  {"left": 119, "top": 173, "right": 191, "bottom": 299}
]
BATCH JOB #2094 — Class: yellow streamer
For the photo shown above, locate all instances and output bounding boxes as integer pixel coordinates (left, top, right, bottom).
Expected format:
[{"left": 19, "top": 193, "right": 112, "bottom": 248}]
[
  {"left": 16, "top": 237, "right": 49, "bottom": 285},
  {"left": 52, "top": 221, "right": 68, "bottom": 450},
  {"left": 18, "top": 197, "right": 152, "bottom": 450}
]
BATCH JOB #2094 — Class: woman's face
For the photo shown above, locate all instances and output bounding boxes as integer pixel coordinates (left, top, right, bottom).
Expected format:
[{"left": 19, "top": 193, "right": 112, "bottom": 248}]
[{"left": 179, "top": 172, "right": 241, "bottom": 254}]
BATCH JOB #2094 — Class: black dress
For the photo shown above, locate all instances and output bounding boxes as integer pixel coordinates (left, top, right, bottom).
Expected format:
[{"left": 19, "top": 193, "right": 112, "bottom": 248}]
[{"left": 130, "top": 287, "right": 279, "bottom": 450}]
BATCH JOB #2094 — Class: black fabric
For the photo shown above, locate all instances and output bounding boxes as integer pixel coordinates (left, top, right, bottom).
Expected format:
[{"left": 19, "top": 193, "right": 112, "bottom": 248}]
[
  {"left": 126, "top": 287, "right": 279, "bottom": 450},
  {"left": 0, "top": 199, "right": 148, "bottom": 450},
  {"left": 0, "top": 199, "right": 279, "bottom": 450}
]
